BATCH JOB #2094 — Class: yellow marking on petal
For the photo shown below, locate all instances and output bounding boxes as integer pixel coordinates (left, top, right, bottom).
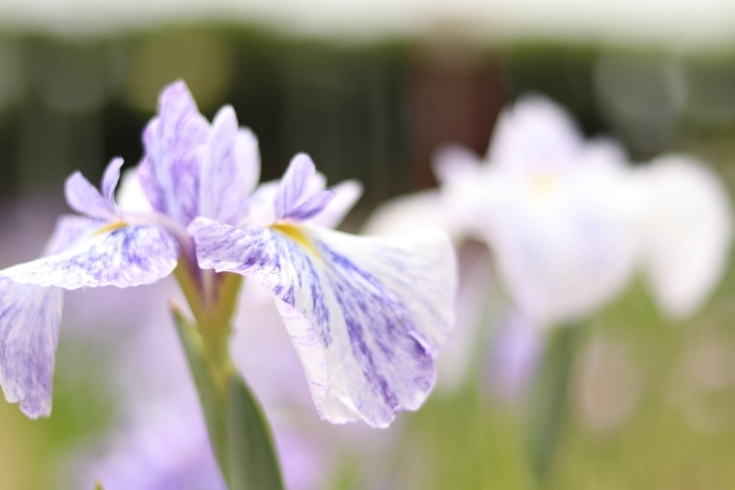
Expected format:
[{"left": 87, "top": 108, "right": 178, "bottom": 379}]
[
  {"left": 531, "top": 171, "right": 557, "bottom": 198},
  {"left": 271, "top": 223, "right": 319, "bottom": 256},
  {"left": 93, "top": 220, "right": 127, "bottom": 236}
]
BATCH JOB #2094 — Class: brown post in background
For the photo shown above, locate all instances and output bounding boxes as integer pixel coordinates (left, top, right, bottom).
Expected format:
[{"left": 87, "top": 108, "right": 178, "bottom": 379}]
[{"left": 410, "top": 43, "right": 506, "bottom": 189}]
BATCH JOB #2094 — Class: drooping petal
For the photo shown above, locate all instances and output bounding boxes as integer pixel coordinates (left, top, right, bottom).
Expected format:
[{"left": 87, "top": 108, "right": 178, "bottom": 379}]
[
  {"left": 65, "top": 171, "right": 116, "bottom": 221},
  {"left": 0, "top": 278, "right": 63, "bottom": 418},
  {"left": 633, "top": 155, "right": 733, "bottom": 318},
  {"left": 487, "top": 94, "right": 584, "bottom": 173},
  {"left": 43, "top": 215, "right": 107, "bottom": 256},
  {"left": 139, "top": 80, "right": 210, "bottom": 226},
  {"left": 199, "top": 106, "right": 260, "bottom": 225},
  {"left": 0, "top": 225, "right": 178, "bottom": 290},
  {"left": 307, "top": 180, "right": 363, "bottom": 228},
  {"left": 190, "top": 217, "right": 456, "bottom": 428},
  {"left": 101, "top": 157, "right": 125, "bottom": 209}
]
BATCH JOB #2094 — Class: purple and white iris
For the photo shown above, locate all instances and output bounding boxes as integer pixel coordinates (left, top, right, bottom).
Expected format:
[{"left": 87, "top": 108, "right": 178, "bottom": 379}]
[{"left": 0, "top": 80, "right": 456, "bottom": 428}]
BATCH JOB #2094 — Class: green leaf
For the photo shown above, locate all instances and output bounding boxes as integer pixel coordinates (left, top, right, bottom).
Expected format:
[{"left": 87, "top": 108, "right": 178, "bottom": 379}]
[
  {"left": 227, "top": 375, "right": 285, "bottom": 490},
  {"left": 172, "top": 306, "right": 285, "bottom": 490},
  {"left": 526, "top": 324, "right": 579, "bottom": 489},
  {"left": 94, "top": 481, "right": 104, "bottom": 490},
  {"left": 173, "top": 306, "right": 230, "bottom": 479}
]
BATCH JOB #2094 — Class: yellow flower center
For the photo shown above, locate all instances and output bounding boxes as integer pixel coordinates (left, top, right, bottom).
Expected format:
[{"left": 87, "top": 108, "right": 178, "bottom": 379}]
[
  {"left": 531, "top": 171, "right": 557, "bottom": 198},
  {"left": 94, "top": 220, "right": 127, "bottom": 236},
  {"left": 271, "top": 223, "right": 319, "bottom": 256}
]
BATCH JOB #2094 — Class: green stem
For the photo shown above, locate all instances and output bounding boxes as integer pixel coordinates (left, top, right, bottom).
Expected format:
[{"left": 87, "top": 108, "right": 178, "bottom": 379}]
[
  {"left": 526, "top": 324, "right": 579, "bottom": 490},
  {"left": 172, "top": 269, "right": 284, "bottom": 490}
]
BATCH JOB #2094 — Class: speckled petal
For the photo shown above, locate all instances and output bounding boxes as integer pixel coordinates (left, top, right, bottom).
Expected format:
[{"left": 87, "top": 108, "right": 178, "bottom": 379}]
[
  {"left": 0, "top": 225, "right": 178, "bottom": 290},
  {"left": 287, "top": 190, "right": 335, "bottom": 222},
  {"left": 0, "top": 278, "right": 63, "bottom": 418},
  {"left": 190, "top": 217, "right": 456, "bottom": 428},
  {"left": 200, "top": 106, "right": 259, "bottom": 225},
  {"left": 275, "top": 153, "right": 313, "bottom": 220},
  {"left": 275, "top": 154, "right": 334, "bottom": 222},
  {"left": 43, "top": 215, "right": 107, "bottom": 256},
  {"left": 139, "top": 80, "right": 210, "bottom": 225}
]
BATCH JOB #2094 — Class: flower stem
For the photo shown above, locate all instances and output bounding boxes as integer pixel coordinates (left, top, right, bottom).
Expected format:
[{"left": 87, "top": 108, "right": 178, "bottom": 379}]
[{"left": 526, "top": 324, "right": 579, "bottom": 489}]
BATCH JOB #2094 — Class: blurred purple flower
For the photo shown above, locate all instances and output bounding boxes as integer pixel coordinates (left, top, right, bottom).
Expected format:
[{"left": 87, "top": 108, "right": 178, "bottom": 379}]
[{"left": 487, "top": 308, "right": 543, "bottom": 404}]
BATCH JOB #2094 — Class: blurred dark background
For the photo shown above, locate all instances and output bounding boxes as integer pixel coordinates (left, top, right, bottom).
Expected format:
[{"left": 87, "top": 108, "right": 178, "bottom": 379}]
[{"left": 3, "top": 26, "right": 733, "bottom": 214}]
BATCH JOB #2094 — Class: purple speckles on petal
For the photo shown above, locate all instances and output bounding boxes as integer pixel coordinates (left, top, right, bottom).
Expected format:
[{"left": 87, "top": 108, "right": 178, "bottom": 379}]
[
  {"left": 287, "top": 190, "right": 336, "bottom": 222},
  {"left": 0, "top": 225, "right": 179, "bottom": 290},
  {"left": 139, "top": 80, "right": 210, "bottom": 226},
  {"left": 0, "top": 278, "right": 63, "bottom": 418},
  {"left": 275, "top": 154, "right": 335, "bottom": 223},
  {"left": 189, "top": 217, "right": 456, "bottom": 428},
  {"left": 199, "top": 105, "right": 259, "bottom": 225}
]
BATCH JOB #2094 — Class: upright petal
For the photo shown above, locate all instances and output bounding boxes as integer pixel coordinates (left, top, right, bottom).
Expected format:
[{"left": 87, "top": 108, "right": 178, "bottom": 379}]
[
  {"left": 275, "top": 154, "right": 334, "bottom": 222},
  {"left": 101, "top": 157, "right": 124, "bottom": 208},
  {"left": 190, "top": 217, "right": 456, "bottom": 428},
  {"left": 487, "top": 94, "right": 584, "bottom": 173},
  {"left": 0, "top": 224, "right": 178, "bottom": 290},
  {"left": 199, "top": 106, "right": 260, "bottom": 225},
  {"left": 633, "top": 155, "right": 733, "bottom": 318},
  {"left": 0, "top": 278, "right": 63, "bottom": 418},
  {"left": 139, "top": 80, "right": 210, "bottom": 226},
  {"left": 65, "top": 171, "right": 116, "bottom": 221}
]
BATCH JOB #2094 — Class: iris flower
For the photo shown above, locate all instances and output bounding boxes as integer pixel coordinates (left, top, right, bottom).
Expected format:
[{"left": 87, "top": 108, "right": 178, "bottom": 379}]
[
  {"left": 366, "top": 95, "right": 732, "bottom": 330},
  {"left": 0, "top": 80, "right": 456, "bottom": 429}
]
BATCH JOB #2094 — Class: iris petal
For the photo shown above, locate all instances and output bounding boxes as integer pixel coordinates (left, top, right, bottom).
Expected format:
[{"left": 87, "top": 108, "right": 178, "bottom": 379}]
[
  {"left": 101, "top": 157, "right": 124, "bottom": 209},
  {"left": 138, "top": 80, "right": 209, "bottom": 226},
  {"left": 64, "top": 171, "right": 115, "bottom": 221},
  {"left": 633, "top": 155, "right": 733, "bottom": 318},
  {"left": 190, "top": 217, "right": 455, "bottom": 428},
  {"left": 199, "top": 105, "right": 259, "bottom": 225},
  {"left": 0, "top": 225, "right": 178, "bottom": 290},
  {"left": 307, "top": 179, "right": 363, "bottom": 228},
  {"left": 0, "top": 278, "right": 63, "bottom": 418}
]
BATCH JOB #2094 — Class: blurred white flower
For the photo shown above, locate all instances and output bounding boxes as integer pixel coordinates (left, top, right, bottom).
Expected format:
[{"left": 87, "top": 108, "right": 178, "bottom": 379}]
[
  {"left": 365, "top": 94, "right": 733, "bottom": 398},
  {"left": 630, "top": 155, "right": 733, "bottom": 319},
  {"left": 366, "top": 94, "right": 733, "bottom": 328}
]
